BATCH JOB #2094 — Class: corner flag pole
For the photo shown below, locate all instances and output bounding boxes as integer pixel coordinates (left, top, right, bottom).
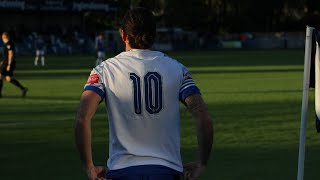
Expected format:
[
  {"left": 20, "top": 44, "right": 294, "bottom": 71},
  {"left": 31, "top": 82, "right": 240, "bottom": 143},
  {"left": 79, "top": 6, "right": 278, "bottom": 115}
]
[{"left": 297, "top": 26, "right": 314, "bottom": 180}]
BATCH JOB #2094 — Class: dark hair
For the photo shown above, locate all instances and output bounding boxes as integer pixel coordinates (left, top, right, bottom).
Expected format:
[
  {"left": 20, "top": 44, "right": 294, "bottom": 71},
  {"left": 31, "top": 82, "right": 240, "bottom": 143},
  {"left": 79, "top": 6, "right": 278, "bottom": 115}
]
[
  {"left": 2, "top": 32, "right": 10, "bottom": 39},
  {"left": 121, "top": 7, "right": 156, "bottom": 49}
]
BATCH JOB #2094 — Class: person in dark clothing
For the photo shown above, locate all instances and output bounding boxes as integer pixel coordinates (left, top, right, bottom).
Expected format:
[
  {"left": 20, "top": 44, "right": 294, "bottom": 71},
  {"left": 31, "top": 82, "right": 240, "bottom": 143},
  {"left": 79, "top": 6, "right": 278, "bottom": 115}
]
[{"left": 0, "top": 32, "right": 28, "bottom": 98}]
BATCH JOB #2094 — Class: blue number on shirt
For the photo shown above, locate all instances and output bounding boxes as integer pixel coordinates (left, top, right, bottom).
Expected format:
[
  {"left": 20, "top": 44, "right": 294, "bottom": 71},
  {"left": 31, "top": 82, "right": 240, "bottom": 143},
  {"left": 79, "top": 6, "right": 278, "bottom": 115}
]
[
  {"left": 129, "top": 72, "right": 163, "bottom": 114},
  {"left": 130, "top": 73, "right": 142, "bottom": 114},
  {"left": 144, "top": 72, "right": 163, "bottom": 114}
]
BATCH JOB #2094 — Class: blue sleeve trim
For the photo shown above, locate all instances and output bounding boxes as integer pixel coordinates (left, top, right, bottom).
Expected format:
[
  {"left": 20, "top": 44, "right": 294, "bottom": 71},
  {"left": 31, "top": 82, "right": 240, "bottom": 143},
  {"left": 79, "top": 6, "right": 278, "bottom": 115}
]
[
  {"left": 83, "top": 86, "right": 105, "bottom": 100},
  {"left": 179, "top": 86, "right": 201, "bottom": 102}
]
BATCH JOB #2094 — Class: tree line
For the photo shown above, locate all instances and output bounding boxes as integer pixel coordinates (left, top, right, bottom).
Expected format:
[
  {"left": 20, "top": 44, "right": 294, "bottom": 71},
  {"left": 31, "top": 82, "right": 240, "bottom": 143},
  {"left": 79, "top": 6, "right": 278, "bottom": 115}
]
[{"left": 126, "top": 0, "right": 320, "bottom": 33}]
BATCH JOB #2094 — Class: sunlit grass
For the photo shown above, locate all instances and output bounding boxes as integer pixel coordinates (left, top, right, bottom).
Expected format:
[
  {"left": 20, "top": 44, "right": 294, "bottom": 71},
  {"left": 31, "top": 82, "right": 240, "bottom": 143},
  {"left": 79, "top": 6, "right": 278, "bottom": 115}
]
[{"left": 0, "top": 50, "right": 319, "bottom": 180}]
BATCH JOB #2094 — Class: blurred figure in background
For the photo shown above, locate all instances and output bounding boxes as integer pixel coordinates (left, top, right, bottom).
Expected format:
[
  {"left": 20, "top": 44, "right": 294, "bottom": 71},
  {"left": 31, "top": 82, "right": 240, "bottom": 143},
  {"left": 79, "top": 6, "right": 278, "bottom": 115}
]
[
  {"left": 95, "top": 33, "right": 106, "bottom": 65},
  {"left": 0, "top": 32, "right": 28, "bottom": 98},
  {"left": 34, "top": 35, "right": 46, "bottom": 66}
]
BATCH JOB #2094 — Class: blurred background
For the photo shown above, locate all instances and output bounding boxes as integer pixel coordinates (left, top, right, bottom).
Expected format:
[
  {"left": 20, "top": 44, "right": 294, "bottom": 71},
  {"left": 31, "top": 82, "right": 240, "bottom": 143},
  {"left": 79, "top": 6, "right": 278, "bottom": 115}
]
[
  {"left": 1, "top": 1, "right": 320, "bottom": 180},
  {"left": 0, "top": 0, "right": 319, "bottom": 54}
]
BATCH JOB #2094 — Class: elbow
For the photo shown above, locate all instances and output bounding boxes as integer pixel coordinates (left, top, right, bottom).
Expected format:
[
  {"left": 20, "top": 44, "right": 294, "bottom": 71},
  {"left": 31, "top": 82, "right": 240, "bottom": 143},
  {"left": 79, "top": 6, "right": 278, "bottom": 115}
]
[
  {"left": 75, "top": 111, "right": 89, "bottom": 127},
  {"left": 74, "top": 113, "right": 90, "bottom": 139}
]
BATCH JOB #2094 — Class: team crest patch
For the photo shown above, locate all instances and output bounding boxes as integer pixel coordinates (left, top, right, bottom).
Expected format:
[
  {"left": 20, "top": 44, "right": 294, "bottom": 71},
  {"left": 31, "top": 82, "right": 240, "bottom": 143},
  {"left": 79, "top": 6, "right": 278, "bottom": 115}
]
[
  {"left": 87, "top": 74, "right": 99, "bottom": 84},
  {"left": 6, "top": 45, "right": 10, "bottom": 49}
]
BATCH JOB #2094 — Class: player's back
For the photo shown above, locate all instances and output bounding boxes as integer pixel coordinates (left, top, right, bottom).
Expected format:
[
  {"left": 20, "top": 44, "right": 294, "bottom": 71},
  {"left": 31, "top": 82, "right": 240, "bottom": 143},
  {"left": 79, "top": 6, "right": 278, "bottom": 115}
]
[{"left": 102, "top": 49, "right": 184, "bottom": 172}]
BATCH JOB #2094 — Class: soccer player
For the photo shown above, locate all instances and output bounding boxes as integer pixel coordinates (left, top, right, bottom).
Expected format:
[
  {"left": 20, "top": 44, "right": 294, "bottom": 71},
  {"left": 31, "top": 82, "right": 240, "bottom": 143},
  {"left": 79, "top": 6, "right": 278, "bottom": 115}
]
[
  {"left": 95, "top": 33, "right": 106, "bottom": 66},
  {"left": 75, "top": 7, "right": 213, "bottom": 180},
  {"left": 0, "top": 32, "right": 28, "bottom": 98},
  {"left": 34, "top": 35, "right": 45, "bottom": 66}
]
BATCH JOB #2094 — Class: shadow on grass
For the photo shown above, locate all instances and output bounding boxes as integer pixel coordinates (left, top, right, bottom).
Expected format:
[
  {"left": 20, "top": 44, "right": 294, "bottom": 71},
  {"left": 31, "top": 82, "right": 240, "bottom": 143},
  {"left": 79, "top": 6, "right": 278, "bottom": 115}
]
[
  {"left": 191, "top": 68, "right": 303, "bottom": 74},
  {"left": 10, "top": 67, "right": 304, "bottom": 82},
  {"left": 0, "top": 91, "right": 316, "bottom": 180},
  {"left": 2, "top": 95, "right": 80, "bottom": 101},
  {"left": 201, "top": 146, "right": 320, "bottom": 180},
  {"left": 13, "top": 67, "right": 303, "bottom": 79},
  {"left": 1, "top": 141, "right": 319, "bottom": 180},
  {"left": 14, "top": 72, "right": 88, "bottom": 79},
  {"left": 211, "top": 89, "right": 303, "bottom": 94}
]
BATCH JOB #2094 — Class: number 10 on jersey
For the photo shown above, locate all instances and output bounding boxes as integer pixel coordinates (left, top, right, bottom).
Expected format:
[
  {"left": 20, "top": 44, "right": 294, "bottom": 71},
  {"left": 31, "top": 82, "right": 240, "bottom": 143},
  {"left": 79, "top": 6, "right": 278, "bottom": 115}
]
[{"left": 130, "top": 72, "right": 163, "bottom": 114}]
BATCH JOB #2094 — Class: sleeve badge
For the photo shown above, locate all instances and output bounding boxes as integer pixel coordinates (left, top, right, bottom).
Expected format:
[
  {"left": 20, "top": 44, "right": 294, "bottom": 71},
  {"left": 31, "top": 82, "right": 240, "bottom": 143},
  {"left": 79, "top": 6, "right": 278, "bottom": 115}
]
[{"left": 86, "top": 74, "right": 100, "bottom": 84}]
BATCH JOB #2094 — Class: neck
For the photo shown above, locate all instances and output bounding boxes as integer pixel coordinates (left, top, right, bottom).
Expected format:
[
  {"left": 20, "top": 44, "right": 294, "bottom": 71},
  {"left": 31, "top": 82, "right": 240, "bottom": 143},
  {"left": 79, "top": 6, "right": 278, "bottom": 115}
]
[
  {"left": 125, "top": 41, "right": 132, "bottom": 51},
  {"left": 124, "top": 42, "right": 150, "bottom": 51},
  {"left": 125, "top": 46, "right": 132, "bottom": 51}
]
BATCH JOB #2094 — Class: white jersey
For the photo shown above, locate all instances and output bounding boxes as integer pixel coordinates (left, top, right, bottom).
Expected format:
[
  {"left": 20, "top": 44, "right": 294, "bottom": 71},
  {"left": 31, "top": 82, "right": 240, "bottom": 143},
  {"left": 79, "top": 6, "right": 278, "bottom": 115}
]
[{"left": 84, "top": 49, "right": 200, "bottom": 172}]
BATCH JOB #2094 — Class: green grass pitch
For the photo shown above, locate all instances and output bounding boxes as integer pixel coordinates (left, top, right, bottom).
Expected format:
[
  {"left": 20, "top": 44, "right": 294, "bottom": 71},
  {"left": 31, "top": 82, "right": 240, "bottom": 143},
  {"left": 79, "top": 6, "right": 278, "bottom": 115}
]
[{"left": 0, "top": 50, "right": 319, "bottom": 180}]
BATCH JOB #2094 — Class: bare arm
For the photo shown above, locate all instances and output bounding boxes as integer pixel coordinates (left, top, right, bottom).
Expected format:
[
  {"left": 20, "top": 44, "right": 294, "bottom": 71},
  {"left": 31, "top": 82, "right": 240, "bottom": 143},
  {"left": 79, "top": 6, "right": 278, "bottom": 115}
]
[
  {"left": 184, "top": 93, "right": 214, "bottom": 179},
  {"left": 7, "top": 50, "right": 13, "bottom": 65},
  {"left": 75, "top": 90, "right": 105, "bottom": 179},
  {"left": 185, "top": 93, "right": 213, "bottom": 165},
  {"left": 6, "top": 50, "right": 13, "bottom": 71}
]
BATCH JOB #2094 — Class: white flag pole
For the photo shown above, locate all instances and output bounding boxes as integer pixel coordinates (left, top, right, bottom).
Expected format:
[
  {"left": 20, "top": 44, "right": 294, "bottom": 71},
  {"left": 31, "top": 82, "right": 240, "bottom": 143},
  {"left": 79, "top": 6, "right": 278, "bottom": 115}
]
[{"left": 297, "top": 26, "right": 314, "bottom": 180}]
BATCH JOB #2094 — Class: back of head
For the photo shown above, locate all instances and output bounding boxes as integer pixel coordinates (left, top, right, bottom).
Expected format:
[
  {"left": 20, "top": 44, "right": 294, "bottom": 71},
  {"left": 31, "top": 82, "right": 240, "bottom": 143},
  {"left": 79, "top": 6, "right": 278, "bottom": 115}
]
[
  {"left": 121, "top": 7, "right": 156, "bottom": 49},
  {"left": 2, "top": 32, "right": 10, "bottom": 43},
  {"left": 2, "top": 32, "right": 10, "bottom": 39}
]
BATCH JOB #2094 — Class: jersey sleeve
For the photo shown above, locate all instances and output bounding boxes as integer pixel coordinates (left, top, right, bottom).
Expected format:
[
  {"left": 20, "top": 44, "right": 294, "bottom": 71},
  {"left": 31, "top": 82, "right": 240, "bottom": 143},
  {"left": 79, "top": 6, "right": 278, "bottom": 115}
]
[
  {"left": 179, "top": 65, "right": 201, "bottom": 103},
  {"left": 83, "top": 66, "right": 106, "bottom": 100},
  {"left": 6, "top": 42, "right": 14, "bottom": 51}
]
